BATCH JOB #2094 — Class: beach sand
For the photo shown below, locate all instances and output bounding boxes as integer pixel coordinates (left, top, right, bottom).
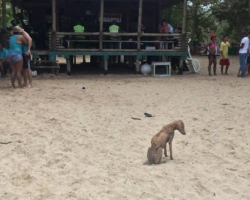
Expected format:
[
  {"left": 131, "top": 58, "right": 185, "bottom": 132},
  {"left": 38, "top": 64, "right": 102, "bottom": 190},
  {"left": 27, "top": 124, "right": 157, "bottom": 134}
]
[{"left": 0, "top": 55, "right": 249, "bottom": 200}]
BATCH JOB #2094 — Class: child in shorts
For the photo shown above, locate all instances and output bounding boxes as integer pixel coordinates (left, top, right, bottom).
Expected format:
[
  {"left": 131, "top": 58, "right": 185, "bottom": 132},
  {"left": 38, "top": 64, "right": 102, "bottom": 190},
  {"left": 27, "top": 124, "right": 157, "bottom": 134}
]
[{"left": 219, "top": 36, "right": 231, "bottom": 75}]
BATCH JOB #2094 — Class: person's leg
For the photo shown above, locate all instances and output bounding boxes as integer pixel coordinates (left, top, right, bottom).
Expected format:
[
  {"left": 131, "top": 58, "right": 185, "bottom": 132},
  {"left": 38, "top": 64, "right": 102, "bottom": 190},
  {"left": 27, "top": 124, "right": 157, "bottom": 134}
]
[
  {"left": 225, "top": 65, "right": 229, "bottom": 75},
  {"left": 22, "top": 54, "right": 29, "bottom": 87},
  {"left": 22, "top": 69, "right": 28, "bottom": 87},
  {"left": 10, "top": 62, "right": 16, "bottom": 88},
  {"left": 239, "top": 53, "right": 246, "bottom": 77},
  {"left": 208, "top": 56, "right": 213, "bottom": 76},
  {"left": 219, "top": 59, "right": 223, "bottom": 75},
  {"left": 0, "top": 64, "right": 4, "bottom": 78},
  {"left": 225, "top": 59, "right": 230, "bottom": 75},
  {"left": 237, "top": 68, "right": 241, "bottom": 77},
  {"left": 213, "top": 56, "right": 217, "bottom": 75},
  {"left": 16, "top": 59, "right": 23, "bottom": 88},
  {"left": 246, "top": 63, "right": 250, "bottom": 75},
  {"left": 4, "top": 62, "right": 11, "bottom": 75},
  {"left": 27, "top": 68, "right": 33, "bottom": 88},
  {"left": 221, "top": 65, "right": 224, "bottom": 75}
]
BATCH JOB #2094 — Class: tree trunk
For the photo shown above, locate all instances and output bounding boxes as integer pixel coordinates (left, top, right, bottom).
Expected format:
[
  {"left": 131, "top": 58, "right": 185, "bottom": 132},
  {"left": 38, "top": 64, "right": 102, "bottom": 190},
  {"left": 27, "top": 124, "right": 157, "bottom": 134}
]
[
  {"left": 190, "top": 3, "right": 198, "bottom": 53},
  {"left": 249, "top": 0, "right": 250, "bottom": 26}
]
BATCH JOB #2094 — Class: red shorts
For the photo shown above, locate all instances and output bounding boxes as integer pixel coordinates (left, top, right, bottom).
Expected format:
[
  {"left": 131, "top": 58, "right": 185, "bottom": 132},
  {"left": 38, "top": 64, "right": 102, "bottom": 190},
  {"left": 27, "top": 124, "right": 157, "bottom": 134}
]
[{"left": 219, "top": 59, "right": 230, "bottom": 66}]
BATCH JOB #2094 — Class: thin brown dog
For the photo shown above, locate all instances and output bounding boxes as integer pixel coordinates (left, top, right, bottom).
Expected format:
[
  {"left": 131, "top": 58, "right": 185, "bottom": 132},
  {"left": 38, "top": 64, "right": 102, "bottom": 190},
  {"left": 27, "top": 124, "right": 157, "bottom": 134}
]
[{"left": 147, "top": 120, "right": 186, "bottom": 164}]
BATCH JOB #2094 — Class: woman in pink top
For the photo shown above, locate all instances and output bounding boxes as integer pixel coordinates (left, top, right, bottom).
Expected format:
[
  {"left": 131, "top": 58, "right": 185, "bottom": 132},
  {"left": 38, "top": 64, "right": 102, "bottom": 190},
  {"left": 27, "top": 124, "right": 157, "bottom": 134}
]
[{"left": 207, "top": 33, "right": 218, "bottom": 76}]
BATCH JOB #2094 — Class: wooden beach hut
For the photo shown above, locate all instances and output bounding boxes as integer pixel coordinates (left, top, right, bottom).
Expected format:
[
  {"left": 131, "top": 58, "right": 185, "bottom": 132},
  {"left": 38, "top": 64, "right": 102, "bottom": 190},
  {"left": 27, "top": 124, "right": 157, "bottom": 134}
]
[{"left": 3, "top": 0, "right": 188, "bottom": 75}]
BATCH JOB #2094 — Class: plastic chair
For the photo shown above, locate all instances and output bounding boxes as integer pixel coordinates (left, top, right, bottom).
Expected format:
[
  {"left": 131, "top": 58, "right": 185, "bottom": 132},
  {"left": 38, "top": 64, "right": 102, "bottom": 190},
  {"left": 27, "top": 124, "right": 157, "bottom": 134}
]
[
  {"left": 152, "top": 62, "right": 171, "bottom": 77},
  {"left": 186, "top": 58, "right": 201, "bottom": 73},
  {"left": 187, "top": 38, "right": 201, "bottom": 73}
]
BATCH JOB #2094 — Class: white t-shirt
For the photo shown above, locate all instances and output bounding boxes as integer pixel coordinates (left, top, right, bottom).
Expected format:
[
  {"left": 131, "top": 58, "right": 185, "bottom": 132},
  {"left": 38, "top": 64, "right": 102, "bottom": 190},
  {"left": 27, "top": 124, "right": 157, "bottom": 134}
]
[{"left": 239, "top": 37, "right": 249, "bottom": 54}]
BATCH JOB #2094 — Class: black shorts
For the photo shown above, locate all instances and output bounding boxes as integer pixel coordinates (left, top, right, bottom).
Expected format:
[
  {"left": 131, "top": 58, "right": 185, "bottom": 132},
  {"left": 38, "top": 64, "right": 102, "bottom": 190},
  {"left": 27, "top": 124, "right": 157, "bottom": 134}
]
[{"left": 23, "top": 54, "right": 31, "bottom": 69}]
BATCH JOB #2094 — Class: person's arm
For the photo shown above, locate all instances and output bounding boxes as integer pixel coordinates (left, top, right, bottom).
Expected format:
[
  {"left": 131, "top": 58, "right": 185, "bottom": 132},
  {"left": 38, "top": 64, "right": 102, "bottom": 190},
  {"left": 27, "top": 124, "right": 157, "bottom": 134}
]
[
  {"left": 239, "top": 38, "right": 245, "bottom": 49},
  {"left": 239, "top": 43, "right": 244, "bottom": 49},
  {"left": 20, "top": 31, "right": 32, "bottom": 55}
]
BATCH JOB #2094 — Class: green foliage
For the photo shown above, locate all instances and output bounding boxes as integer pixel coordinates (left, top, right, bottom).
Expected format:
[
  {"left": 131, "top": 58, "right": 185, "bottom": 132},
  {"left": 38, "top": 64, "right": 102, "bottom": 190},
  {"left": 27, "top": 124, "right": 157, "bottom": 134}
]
[
  {"left": 0, "top": 1, "right": 13, "bottom": 29},
  {"left": 166, "top": 0, "right": 250, "bottom": 44},
  {"left": 213, "top": 0, "right": 250, "bottom": 40}
]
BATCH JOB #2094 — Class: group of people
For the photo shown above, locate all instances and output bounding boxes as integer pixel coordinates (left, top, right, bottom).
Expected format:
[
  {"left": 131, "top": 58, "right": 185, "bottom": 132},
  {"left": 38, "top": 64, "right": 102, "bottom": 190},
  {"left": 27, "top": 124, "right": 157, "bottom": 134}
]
[
  {"left": 0, "top": 26, "right": 33, "bottom": 88},
  {"left": 206, "top": 32, "right": 250, "bottom": 77}
]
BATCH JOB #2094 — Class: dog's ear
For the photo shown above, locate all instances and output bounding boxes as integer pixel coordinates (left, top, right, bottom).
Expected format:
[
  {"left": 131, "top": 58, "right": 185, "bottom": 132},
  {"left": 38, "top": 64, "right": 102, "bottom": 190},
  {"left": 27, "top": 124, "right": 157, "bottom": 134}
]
[{"left": 176, "top": 120, "right": 186, "bottom": 135}]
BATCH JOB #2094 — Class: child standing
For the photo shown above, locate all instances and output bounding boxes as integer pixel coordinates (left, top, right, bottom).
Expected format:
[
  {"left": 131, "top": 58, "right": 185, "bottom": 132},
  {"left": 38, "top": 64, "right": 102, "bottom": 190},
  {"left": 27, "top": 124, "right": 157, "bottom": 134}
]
[
  {"left": 219, "top": 36, "right": 231, "bottom": 75},
  {"left": 207, "top": 33, "right": 219, "bottom": 76}
]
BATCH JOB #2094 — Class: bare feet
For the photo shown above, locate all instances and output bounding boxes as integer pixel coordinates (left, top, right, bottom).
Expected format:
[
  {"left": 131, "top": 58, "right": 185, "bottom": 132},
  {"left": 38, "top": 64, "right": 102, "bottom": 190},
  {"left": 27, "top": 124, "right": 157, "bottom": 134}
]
[{"left": 26, "top": 84, "right": 33, "bottom": 88}]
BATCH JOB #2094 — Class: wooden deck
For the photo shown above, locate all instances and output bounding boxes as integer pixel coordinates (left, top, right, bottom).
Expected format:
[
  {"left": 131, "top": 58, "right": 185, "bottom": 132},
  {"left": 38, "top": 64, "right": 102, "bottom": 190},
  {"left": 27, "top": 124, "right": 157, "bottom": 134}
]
[{"left": 48, "top": 32, "right": 189, "bottom": 74}]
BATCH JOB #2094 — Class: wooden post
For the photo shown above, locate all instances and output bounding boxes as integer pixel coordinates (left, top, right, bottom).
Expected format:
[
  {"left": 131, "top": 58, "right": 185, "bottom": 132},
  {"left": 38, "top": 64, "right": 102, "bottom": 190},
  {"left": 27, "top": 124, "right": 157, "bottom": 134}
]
[
  {"left": 2, "top": 0, "right": 7, "bottom": 29},
  {"left": 182, "top": 0, "right": 187, "bottom": 33},
  {"left": 52, "top": 0, "right": 56, "bottom": 51},
  {"left": 66, "top": 56, "right": 71, "bottom": 75},
  {"left": 136, "top": 58, "right": 140, "bottom": 73},
  {"left": 104, "top": 55, "right": 109, "bottom": 75},
  {"left": 56, "top": 1, "right": 59, "bottom": 31},
  {"left": 137, "top": 0, "right": 143, "bottom": 51},
  {"left": 99, "top": 0, "right": 104, "bottom": 51}
]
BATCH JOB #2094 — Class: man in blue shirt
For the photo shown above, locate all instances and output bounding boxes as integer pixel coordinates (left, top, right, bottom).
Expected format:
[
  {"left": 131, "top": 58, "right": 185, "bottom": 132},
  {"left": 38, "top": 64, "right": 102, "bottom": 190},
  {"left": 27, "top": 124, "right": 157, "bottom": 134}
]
[{"left": 0, "top": 42, "right": 9, "bottom": 78}]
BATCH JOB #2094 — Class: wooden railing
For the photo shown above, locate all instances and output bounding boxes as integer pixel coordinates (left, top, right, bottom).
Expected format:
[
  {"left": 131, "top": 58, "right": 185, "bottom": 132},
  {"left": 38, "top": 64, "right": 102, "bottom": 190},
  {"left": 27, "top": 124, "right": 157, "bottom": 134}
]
[{"left": 49, "top": 32, "right": 188, "bottom": 52}]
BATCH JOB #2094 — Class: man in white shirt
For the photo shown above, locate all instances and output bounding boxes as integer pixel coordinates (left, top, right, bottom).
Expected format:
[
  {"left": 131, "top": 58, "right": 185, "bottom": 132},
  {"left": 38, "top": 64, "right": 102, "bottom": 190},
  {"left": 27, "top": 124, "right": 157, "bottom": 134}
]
[{"left": 238, "top": 32, "right": 250, "bottom": 77}]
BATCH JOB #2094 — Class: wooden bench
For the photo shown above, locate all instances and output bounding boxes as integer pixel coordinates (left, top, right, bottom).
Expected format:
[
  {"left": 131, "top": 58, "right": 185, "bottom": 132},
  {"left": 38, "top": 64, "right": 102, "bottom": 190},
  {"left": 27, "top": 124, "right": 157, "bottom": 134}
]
[{"left": 31, "top": 53, "right": 60, "bottom": 75}]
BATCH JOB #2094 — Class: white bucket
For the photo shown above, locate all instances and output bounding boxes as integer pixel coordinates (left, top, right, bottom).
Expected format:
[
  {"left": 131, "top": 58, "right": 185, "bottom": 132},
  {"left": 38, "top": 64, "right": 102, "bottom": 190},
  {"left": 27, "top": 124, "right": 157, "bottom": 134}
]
[{"left": 32, "top": 71, "right": 37, "bottom": 77}]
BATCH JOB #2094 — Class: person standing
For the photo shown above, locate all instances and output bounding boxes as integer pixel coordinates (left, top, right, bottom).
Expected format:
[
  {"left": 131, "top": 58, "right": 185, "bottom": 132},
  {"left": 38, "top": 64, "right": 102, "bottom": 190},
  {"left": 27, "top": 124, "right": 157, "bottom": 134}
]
[
  {"left": 219, "top": 36, "right": 231, "bottom": 75},
  {"left": 238, "top": 32, "right": 250, "bottom": 77},
  {"left": 158, "top": 20, "right": 173, "bottom": 34},
  {"left": 7, "top": 26, "right": 28, "bottom": 88},
  {"left": 12, "top": 26, "right": 33, "bottom": 87},
  {"left": 22, "top": 45, "right": 33, "bottom": 88},
  {"left": 207, "top": 33, "right": 219, "bottom": 76},
  {"left": 20, "top": 29, "right": 33, "bottom": 88}
]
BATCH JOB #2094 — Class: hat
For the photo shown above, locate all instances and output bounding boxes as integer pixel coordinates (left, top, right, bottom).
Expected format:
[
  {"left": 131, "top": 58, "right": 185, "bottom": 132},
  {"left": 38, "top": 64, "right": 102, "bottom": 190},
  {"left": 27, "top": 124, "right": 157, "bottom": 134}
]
[
  {"left": 210, "top": 33, "right": 216, "bottom": 39},
  {"left": 13, "top": 26, "right": 24, "bottom": 33}
]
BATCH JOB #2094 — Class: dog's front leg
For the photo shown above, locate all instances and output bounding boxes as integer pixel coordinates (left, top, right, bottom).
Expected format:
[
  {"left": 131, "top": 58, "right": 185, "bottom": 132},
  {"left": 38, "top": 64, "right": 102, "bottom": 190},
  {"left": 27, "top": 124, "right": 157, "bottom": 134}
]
[
  {"left": 169, "top": 141, "right": 173, "bottom": 160},
  {"left": 164, "top": 143, "right": 167, "bottom": 157}
]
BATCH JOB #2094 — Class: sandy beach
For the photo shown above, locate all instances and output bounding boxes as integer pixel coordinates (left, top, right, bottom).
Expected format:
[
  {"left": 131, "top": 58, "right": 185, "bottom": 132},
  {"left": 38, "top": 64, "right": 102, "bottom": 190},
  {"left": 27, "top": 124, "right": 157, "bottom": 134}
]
[{"left": 0, "top": 55, "right": 250, "bottom": 200}]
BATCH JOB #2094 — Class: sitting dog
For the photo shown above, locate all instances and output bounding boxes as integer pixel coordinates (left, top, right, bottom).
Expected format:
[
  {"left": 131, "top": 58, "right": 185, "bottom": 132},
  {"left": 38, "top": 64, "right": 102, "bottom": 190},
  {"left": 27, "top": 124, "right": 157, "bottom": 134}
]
[{"left": 147, "top": 120, "right": 186, "bottom": 164}]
